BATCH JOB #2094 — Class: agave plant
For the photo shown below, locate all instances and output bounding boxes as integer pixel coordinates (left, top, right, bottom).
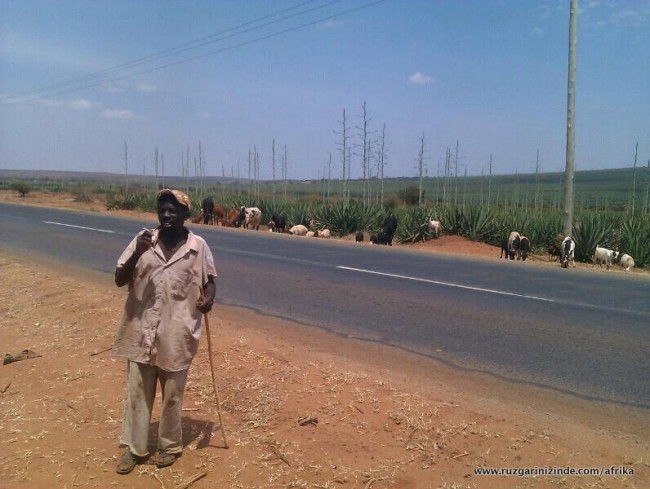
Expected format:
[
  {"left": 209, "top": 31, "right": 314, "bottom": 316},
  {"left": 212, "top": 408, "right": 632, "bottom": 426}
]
[
  {"left": 618, "top": 216, "right": 650, "bottom": 267},
  {"left": 395, "top": 206, "right": 437, "bottom": 243},
  {"left": 571, "top": 213, "right": 616, "bottom": 262},
  {"left": 313, "top": 201, "right": 383, "bottom": 237}
]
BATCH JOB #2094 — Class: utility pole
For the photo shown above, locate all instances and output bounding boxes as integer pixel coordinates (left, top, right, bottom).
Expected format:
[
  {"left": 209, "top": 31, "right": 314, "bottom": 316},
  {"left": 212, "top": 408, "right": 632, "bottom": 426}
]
[{"left": 562, "top": 0, "right": 577, "bottom": 237}]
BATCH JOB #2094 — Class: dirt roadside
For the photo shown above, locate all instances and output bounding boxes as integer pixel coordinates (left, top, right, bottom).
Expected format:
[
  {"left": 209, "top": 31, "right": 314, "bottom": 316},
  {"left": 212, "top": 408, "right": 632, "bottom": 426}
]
[{"left": 0, "top": 191, "right": 648, "bottom": 489}]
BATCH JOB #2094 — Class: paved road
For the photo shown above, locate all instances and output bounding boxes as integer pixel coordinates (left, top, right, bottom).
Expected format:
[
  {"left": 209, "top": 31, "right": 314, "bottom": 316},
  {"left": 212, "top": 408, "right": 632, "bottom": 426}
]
[{"left": 1, "top": 203, "right": 649, "bottom": 407}]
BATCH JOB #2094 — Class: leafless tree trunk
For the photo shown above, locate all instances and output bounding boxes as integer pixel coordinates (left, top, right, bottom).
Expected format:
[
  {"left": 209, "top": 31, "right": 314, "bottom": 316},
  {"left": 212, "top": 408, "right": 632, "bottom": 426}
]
[
  {"left": 335, "top": 109, "right": 350, "bottom": 203},
  {"left": 378, "top": 123, "right": 387, "bottom": 207},
  {"left": 631, "top": 141, "right": 638, "bottom": 213},
  {"left": 154, "top": 147, "right": 160, "bottom": 191},
  {"left": 417, "top": 133, "right": 426, "bottom": 207},
  {"left": 488, "top": 154, "right": 493, "bottom": 209},
  {"left": 124, "top": 141, "right": 128, "bottom": 193},
  {"left": 271, "top": 139, "right": 276, "bottom": 201}
]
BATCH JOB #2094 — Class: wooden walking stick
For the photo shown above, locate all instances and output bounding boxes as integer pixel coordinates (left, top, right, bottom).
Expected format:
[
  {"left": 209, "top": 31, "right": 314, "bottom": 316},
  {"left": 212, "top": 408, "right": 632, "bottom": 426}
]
[{"left": 203, "top": 310, "right": 229, "bottom": 449}]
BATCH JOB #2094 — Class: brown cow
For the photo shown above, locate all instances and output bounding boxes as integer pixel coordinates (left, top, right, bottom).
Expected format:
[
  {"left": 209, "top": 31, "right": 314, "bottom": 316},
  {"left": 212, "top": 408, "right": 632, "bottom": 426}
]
[
  {"left": 225, "top": 207, "right": 242, "bottom": 227},
  {"left": 212, "top": 203, "right": 227, "bottom": 226}
]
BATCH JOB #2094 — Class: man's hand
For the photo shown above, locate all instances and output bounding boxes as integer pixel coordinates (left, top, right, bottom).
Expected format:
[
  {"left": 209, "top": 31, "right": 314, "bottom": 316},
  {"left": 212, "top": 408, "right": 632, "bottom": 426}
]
[
  {"left": 135, "top": 228, "right": 154, "bottom": 255},
  {"left": 197, "top": 296, "right": 214, "bottom": 314}
]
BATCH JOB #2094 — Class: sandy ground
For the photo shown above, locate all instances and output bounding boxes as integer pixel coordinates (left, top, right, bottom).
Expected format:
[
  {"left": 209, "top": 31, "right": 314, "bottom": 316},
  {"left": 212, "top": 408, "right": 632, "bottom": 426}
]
[{"left": 1, "top": 190, "right": 648, "bottom": 489}]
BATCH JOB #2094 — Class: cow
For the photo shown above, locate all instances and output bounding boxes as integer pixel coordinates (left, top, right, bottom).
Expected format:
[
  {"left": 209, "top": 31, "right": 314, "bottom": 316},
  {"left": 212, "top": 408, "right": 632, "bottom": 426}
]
[
  {"left": 212, "top": 203, "right": 227, "bottom": 226},
  {"left": 355, "top": 231, "right": 364, "bottom": 243},
  {"left": 289, "top": 224, "right": 309, "bottom": 236},
  {"left": 425, "top": 218, "right": 442, "bottom": 238},
  {"left": 380, "top": 215, "right": 398, "bottom": 246},
  {"left": 620, "top": 253, "right": 635, "bottom": 271},
  {"left": 201, "top": 196, "right": 214, "bottom": 225},
  {"left": 561, "top": 236, "right": 575, "bottom": 268},
  {"left": 547, "top": 241, "right": 562, "bottom": 262},
  {"left": 225, "top": 207, "right": 243, "bottom": 228},
  {"left": 519, "top": 236, "right": 530, "bottom": 261},
  {"left": 500, "top": 238, "right": 509, "bottom": 259},
  {"left": 507, "top": 231, "right": 521, "bottom": 260},
  {"left": 242, "top": 206, "right": 262, "bottom": 230},
  {"left": 268, "top": 213, "right": 286, "bottom": 233}
]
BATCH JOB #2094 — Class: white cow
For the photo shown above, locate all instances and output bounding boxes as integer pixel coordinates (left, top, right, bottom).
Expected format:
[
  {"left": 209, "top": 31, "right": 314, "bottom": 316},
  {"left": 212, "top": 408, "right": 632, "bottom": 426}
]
[
  {"left": 619, "top": 253, "right": 635, "bottom": 271},
  {"left": 242, "top": 206, "right": 261, "bottom": 230},
  {"left": 288, "top": 224, "right": 308, "bottom": 236},
  {"left": 425, "top": 219, "right": 442, "bottom": 237}
]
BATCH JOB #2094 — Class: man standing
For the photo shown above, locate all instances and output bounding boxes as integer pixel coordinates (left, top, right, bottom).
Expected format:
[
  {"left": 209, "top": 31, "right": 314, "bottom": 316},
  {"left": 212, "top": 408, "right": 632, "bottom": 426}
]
[{"left": 113, "top": 189, "right": 217, "bottom": 474}]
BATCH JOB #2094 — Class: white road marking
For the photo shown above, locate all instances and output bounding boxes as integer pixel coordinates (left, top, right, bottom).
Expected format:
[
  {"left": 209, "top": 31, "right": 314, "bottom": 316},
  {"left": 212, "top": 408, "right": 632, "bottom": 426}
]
[
  {"left": 43, "top": 221, "right": 115, "bottom": 234},
  {"left": 337, "top": 265, "right": 555, "bottom": 302}
]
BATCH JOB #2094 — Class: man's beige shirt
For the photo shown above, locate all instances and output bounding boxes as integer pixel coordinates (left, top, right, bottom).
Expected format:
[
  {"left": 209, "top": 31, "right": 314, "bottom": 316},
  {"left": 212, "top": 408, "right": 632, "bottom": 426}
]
[{"left": 113, "top": 228, "right": 217, "bottom": 371}]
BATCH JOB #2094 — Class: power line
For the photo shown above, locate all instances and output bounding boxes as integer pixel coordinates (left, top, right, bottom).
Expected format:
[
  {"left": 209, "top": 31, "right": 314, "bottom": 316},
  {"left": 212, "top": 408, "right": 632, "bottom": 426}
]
[
  {"left": 3, "top": 0, "right": 384, "bottom": 103},
  {"left": 3, "top": 0, "right": 328, "bottom": 101}
]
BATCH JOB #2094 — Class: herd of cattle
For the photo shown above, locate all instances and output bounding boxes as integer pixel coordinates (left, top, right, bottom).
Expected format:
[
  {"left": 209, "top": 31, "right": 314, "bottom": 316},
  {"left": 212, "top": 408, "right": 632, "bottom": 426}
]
[
  {"left": 502, "top": 232, "right": 635, "bottom": 271},
  {"left": 196, "top": 197, "right": 636, "bottom": 271}
]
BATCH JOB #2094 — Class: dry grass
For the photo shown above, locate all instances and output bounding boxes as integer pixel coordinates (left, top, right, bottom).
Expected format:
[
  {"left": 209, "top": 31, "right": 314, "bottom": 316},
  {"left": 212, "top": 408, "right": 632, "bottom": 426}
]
[{"left": 1, "top": 251, "right": 648, "bottom": 488}]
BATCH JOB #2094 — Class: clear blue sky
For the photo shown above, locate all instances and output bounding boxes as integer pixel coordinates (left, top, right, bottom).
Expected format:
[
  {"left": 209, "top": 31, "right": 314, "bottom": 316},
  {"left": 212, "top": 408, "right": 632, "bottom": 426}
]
[{"left": 1, "top": 0, "right": 648, "bottom": 180}]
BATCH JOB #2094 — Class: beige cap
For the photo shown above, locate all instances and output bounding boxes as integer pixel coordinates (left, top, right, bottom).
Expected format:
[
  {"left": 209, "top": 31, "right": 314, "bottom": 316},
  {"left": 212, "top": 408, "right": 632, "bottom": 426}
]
[{"left": 157, "top": 188, "right": 191, "bottom": 211}]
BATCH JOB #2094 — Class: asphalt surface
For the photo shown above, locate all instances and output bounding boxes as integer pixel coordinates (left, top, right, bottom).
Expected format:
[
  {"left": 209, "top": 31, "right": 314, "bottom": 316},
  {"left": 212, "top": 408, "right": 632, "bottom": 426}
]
[{"left": 1, "top": 202, "right": 649, "bottom": 408}]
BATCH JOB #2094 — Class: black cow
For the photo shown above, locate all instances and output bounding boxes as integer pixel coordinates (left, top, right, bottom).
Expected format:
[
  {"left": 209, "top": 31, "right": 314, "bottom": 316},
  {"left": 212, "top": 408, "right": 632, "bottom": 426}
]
[
  {"left": 269, "top": 213, "right": 286, "bottom": 233},
  {"left": 370, "top": 232, "right": 391, "bottom": 245},
  {"left": 520, "top": 236, "right": 530, "bottom": 261},
  {"left": 500, "top": 238, "right": 509, "bottom": 259},
  {"left": 201, "top": 197, "right": 214, "bottom": 225},
  {"left": 355, "top": 231, "right": 364, "bottom": 243},
  {"left": 380, "top": 215, "right": 398, "bottom": 246}
]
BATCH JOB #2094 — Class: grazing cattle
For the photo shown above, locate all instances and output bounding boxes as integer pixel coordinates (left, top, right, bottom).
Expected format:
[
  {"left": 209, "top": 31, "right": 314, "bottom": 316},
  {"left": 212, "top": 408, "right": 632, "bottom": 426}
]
[
  {"left": 355, "top": 231, "right": 364, "bottom": 243},
  {"left": 269, "top": 213, "right": 286, "bottom": 233},
  {"left": 225, "top": 208, "right": 242, "bottom": 227},
  {"left": 561, "top": 236, "right": 575, "bottom": 268},
  {"left": 620, "top": 253, "right": 635, "bottom": 271},
  {"left": 507, "top": 231, "right": 521, "bottom": 260},
  {"left": 547, "top": 241, "right": 562, "bottom": 262},
  {"left": 212, "top": 203, "right": 227, "bottom": 226},
  {"left": 594, "top": 245, "right": 619, "bottom": 270},
  {"left": 306, "top": 231, "right": 315, "bottom": 238},
  {"left": 425, "top": 218, "right": 442, "bottom": 238},
  {"left": 369, "top": 231, "right": 391, "bottom": 245},
  {"left": 519, "top": 236, "right": 530, "bottom": 261},
  {"left": 201, "top": 196, "right": 215, "bottom": 225},
  {"left": 241, "top": 206, "right": 261, "bottom": 230},
  {"left": 500, "top": 238, "right": 509, "bottom": 259},
  {"left": 318, "top": 229, "right": 331, "bottom": 239},
  {"left": 378, "top": 215, "right": 398, "bottom": 246},
  {"left": 289, "top": 224, "right": 309, "bottom": 236}
]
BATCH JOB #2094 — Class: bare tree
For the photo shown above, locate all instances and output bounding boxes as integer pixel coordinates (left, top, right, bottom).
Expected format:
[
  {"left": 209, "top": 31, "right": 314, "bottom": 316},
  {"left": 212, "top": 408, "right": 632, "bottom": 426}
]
[
  {"left": 334, "top": 109, "right": 351, "bottom": 203},
  {"left": 416, "top": 133, "right": 426, "bottom": 207},
  {"left": 488, "top": 154, "right": 493, "bottom": 209},
  {"left": 631, "top": 141, "right": 639, "bottom": 213},
  {"left": 124, "top": 141, "right": 128, "bottom": 193},
  {"left": 562, "top": 0, "right": 578, "bottom": 236},
  {"left": 271, "top": 139, "right": 276, "bottom": 201},
  {"left": 378, "top": 123, "right": 387, "bottom": 207},
  {"left": 154, "top": 147, "right": 160, "bottom": 191},
  {"left": 356, "top": 101, "right": 375, "bottom": 206},
  {"left": 282, "top": 144, "right": 289, "bottom": 201}
]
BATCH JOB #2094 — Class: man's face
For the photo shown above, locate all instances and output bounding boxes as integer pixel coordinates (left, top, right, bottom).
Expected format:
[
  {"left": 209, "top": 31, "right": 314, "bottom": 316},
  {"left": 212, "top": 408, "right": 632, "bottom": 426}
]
[{"left": 157, "top": 198, "right": 188, "bottom": 229}]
